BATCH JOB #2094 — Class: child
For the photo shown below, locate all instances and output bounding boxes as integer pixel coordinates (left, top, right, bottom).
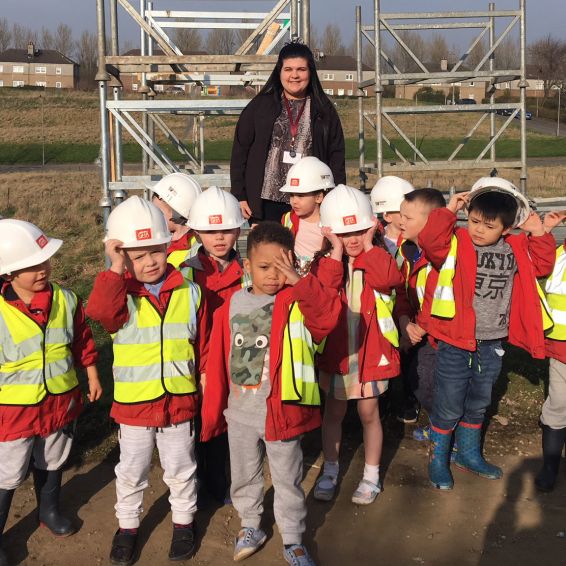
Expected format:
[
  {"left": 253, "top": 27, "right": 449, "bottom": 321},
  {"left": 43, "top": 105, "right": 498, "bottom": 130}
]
[
  {"left": 0, "top": 219, "right": 101, "bottom": 564},
  {"left": 279, "top": 156, "right": 334, "bottom": 276},
  {"left": 182, "top": 186, "right": 247, "bottom": 503},
  {"left": 201, "top": 222, "right": 340, "bottom": 566},
  {"left": 151, "top": 172, "right": 202, "bottom": 267},
  {"left": 370, "top": 175, "right": 414, "bottom": 257},
  {"left": 535, "top": 209, "right": 566, "bottom": 491},
  {"left": 312, "top": 184, "right": 404, "bottom": 505},
  {"left": 396, "top": 189, "right": 446, "bottom": 429},
  {"left": 86, "top": 196, "right": 209, "bottom": 565},
  {"left": 419, "top": 180, "right": 556, "bottom": 490}
]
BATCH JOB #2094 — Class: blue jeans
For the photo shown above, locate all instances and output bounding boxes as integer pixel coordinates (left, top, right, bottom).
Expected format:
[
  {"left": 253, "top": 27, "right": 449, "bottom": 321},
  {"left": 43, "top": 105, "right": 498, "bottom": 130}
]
[{"left": 430, "top": 340, "right": 504, "bottom": 431}]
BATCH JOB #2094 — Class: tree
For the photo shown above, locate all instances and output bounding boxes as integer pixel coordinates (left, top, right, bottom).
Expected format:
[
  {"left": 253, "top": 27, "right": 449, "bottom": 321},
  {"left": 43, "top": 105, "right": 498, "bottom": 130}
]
[
  {"left": 0, "top": 18, "right": 12, "bottom": 51},
  {"left": 40, "top": 27, "right": 54, "bottom": 50},
  {"left": 528, "top": 35, "right": 566, "bottom": 99},
  {"left": 495, "top": 36, "right": 520, "bottom": 70},
  {"left": 392, "top": 30, "right": 426, "bottom": 73},
  {"left": 465, "top": 37, "right": 488, "bottom": 70},
  {"left": 54, "top": 24, "right": 74, "bottom": 58},
  {"left": 428, "top": 33, "right": 450, "bottom": 67},
  {"left": 76, "top": 30, "right": 98, "bottom": 89},
  {"left": 173, "top": 27, "right": 203, "bottom": 54},
  {"left": 321, "top": 24, "right": 345, "bottom": 56},
  {"left": 11, "top": 23, "right": 37, "bottom": 49},
  {"left": 205, "top": 29, "right": 236, "bottom": 55}
]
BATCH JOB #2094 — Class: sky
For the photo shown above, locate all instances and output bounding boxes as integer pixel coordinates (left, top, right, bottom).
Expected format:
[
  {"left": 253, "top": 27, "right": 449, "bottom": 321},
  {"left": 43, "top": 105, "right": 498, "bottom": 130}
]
[{"left": 1, "top": 0, "right": 565, "bottom": 49}]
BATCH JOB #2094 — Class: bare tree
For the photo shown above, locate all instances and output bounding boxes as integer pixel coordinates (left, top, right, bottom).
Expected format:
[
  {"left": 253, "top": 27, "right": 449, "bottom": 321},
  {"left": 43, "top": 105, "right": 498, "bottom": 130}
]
[
  {"left": 321, "top": 24, "right": 345, "bottom": 56},
  {"left": 392, "top": 30, "right": 426, "bottom": 73},
  {"left": 495, "top": 36, "right": 519, "bottom": 70},
  {"left": 528, "top": 35, "right": 566, "bottom": 99},
  {"left": 121, "top": 39, "right": 136, "bottom": 55},
  {"left": 309, "top": 26, "right": 321, "bottom": 53},
  {"left": 54, "top": 24, "right": 74, "bottom": 57},
  {"left": 11, "top": 23, "right": 37, "bottom": 49},
  {"left": 76, "top": 30, "right": 98, "bottom": 89},
  {"left": 0, "top": 18, "right": 12, "bottom": 51},
  {"left": 205, "top": 29, "right": 236, "bottom": 55},
  {"left": 173, "top": 27, "right": 203, "bottom": 54},
  {"left": 40, "top": 27, "right": 54, "bottom": 50},
  {"left": 428, "top": 34, "right": 450, "bottom": 67},
  {"left": 465, "top": 38, "right": 488, "bottom": 70}
]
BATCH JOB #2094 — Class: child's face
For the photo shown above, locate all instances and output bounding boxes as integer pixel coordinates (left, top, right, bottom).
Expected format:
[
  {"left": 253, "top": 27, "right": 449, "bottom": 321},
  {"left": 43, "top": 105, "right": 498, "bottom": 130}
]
[
  {"left": 289, "top": 191, "right": 324, "bottom": 220},
  {"left": 151, "top": 195, "right": 177, "bottom": 233},
  {"left": 124, "top": 244, "right": 168, "bottom": 283},
  {"left": 9, "top": 260, "right": 51, "bottom": 296},
  {"left": 399, "top": 200, "right": 431, "bottom": 243},
  {"left": 338, "top": 230, "right": 365, "bottom": 258},
  {"left": 467, "top": 210, "right": 510, "bottom": 246},
  {"left": 383, "top": 211, "right": 402, "bottom": 232},
  {"left": 244, "top": 242, "right": 289, "bottom": 295},
  {"left": 196, "top": 229, "right": 240, "bottom": 261}
]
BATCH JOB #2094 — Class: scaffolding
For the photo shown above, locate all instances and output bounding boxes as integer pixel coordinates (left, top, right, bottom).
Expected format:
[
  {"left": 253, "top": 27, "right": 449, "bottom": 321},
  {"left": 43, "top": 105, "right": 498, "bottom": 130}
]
[
  {"left": 95, "top": 0, "right": 311, "bottom": 221},
  {"left": 355, "top": 0, "right": 529, "bottom": 193}
]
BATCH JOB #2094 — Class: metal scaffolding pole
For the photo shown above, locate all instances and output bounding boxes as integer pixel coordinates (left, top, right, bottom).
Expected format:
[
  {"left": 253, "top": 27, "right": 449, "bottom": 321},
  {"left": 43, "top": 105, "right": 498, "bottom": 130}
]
[
  {"left": 110, "top": 0, "right": 124, "bottom": 196},
  {"left": 356, "top": 6, "right": 365, "bottom": 189},
  {"left": 291, "top": 0, "right": 299, "bottom": 39},
  {"left": 140, "top": 0, "right": 149, "bottom": 176},
  {"left": 301, "top": 0, "right": 310, "bottom": 46},
  {"left": 489, "top": 2, "right": 496, "bottom": 164},
  {"left": 519, "top": 0, "right": 527, "bottom": 193},
  {"left": 374, "top": 0, "right": 383, "bottom": 178}
]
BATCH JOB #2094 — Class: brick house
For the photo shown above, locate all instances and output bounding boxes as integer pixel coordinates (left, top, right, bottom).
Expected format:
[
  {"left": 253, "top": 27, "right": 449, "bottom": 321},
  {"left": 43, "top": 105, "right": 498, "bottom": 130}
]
[
  {"left": 315, "top": 54, "right": 373, "bottom": 96},
  {"left": 0, "top": 42, "right": 78, "bottom": 89}
]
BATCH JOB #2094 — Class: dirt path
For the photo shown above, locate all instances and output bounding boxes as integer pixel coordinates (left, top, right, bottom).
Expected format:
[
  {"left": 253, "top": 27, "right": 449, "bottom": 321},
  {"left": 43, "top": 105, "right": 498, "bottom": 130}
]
[{"left": 3, "top": 427, "right": 564, "bottom": 566}]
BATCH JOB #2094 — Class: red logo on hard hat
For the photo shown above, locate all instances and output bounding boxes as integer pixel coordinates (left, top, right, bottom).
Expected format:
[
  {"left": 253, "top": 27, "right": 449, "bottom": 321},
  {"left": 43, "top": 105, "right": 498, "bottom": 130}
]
[
  {"left": 209, "top": 215, "right": 223, "bottom": 225},
  {"left": 343, "top": 215, "right": 357, "bottom": 226},
  {"left": 36, "top": 235, "right": 48, "bottom": 249},
  {"left": 135, "top": 228, "right": 152, "bottom": 241},
  {"left": 290, "top": 178, "right": 300, "bottom": 187}
]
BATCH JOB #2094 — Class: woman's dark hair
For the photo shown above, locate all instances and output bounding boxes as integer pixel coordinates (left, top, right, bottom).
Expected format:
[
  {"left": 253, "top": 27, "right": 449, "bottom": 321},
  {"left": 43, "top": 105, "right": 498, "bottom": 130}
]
[{"left": 259, "top": 40, "right": 330, "bottom": 115}]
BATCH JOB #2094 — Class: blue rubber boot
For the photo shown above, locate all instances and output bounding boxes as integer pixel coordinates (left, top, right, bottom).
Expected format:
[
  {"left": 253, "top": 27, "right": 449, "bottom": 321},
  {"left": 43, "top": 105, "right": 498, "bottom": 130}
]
[
  {"left": 453, "top": 423, "right": 502, "bottom": 480},
  {"left": 428, "top": 427, "right": 454, "bottom": 490}
]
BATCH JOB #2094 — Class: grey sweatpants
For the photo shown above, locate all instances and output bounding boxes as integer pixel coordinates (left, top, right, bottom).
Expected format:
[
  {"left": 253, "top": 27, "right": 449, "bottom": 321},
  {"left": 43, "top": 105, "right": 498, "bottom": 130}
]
[
  {"left": 227, "top": 418, "right": 306, "bottom": 546},
  {"left": 541, "top": 358, "right": 566, "bottom": 429}
]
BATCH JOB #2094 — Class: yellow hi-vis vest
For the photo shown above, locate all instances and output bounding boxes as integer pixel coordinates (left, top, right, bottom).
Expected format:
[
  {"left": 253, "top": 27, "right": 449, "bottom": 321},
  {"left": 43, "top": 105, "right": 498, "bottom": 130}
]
[
  {"left": 545, "top": 245, "right": 566, "bottom": 340},
  {"left": 430, "top": 235, "right": 458, "bottom": 318},
  {"left": 181, "top": 265, "right": 252, "bottom": 289},
  {"left": 112, "top": 278, "right": 201, "bottom": 404},
  {"left": 280, "top": 302, "right": 323, "bottom": 406},
  {"left": 282, "top": 212, "right": 293, "bottom": 230},
  {"left": 0, "top": 284, "right": 79, "bottom": 406},
  {"left": 167, "top": 235, "right": 199, "bottom": 269},
  {"left": 373, "top": 290, "right": 399, "bottom": 347}
]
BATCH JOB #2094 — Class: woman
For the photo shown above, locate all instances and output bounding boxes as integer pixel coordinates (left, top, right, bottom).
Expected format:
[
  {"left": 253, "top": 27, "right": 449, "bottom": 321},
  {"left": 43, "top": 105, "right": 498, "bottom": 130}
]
[{"left": 230, "top": 41, "right": 346, "bottom": 224}]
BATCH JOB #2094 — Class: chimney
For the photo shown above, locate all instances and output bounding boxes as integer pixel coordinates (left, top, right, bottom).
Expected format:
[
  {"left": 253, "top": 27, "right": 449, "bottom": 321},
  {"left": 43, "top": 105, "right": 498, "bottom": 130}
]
[
  {"left": 440, "top": 58, "right": 448, "bottom": 72},
  {"left": 27, "top": 41, "right": 35, "bottom": 58}
]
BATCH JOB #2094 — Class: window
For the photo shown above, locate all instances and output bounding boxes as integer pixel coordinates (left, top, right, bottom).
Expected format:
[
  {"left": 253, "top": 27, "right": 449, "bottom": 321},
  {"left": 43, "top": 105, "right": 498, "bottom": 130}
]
[
  {"left": 337, "top": 89, "right": 345, "bottom": 96},
  {"left": 347, "top": 89, "right": 353, "bottom": 96},
  {"left": 0, "top": 80, "right": 4, "bottom": 87},
  {"left": 0, "top": 65, "right": 3, "bottom": 73},
  {"left": 35, "top": 66, "right": 46, "bottom": 74},
  {"left": 345, "top": 73, "right": 353, "bottom": 81},
  {"left": 154, "top": 84, "right": 164, "bottom": 92},
  {"left": 35, "top": 81, "right": 46, "bottom": 87},
  {"left": 13, "top": 80, "right": 24, "bottom": 87},
  {"left": 13, "top": 65, "right": 24, "bottom": 73},
  {"left": 323, "top": 73, "right": 334, "bottom": 80},
  {"left": 323, "top": 88, "right": 334, "bottom": 95},
  {"left": 132, "top": 83, "right": 138, "bottom": 91},
  {"left": 55, "top": 81, "right": 62, "bottom": 89},
  {"left": 469, "top": 81, "right": 474, "bottom": 86},
  {"left": 56, "top": 67, "right": 62, "bottom": 75}
]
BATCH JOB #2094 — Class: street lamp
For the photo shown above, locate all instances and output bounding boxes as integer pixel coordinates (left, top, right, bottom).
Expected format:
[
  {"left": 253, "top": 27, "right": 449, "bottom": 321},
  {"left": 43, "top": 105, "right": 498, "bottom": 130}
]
[{"left": 552, "top": 84, "right": 562, "bottom": 137}]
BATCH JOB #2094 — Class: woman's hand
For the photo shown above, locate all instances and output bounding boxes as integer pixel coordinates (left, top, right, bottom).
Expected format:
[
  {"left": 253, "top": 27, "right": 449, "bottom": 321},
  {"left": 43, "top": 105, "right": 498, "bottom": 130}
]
[
  {"left": 322, "top": 226, "right": 343, "bottom": 261},
  {"left": 105, "top": 239, "right": 126, "bottom": 275},
  {"left": 240, "top": 200, "right": 253, "bottom": 220},
  {"left": 273, "top": 249, "right": 300, "bottom": 285}
]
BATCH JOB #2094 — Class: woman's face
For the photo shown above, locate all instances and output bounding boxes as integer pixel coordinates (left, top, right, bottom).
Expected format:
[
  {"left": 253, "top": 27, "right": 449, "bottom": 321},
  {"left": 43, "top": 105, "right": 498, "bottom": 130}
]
[{"left": 280, "top": 57, "right": 310, "bottom": 99}]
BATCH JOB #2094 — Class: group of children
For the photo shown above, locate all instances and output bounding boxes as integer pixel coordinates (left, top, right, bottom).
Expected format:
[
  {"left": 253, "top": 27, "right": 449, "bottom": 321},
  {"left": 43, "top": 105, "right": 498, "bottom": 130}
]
[{"left": 0, "top": 160, "right": 564, "bottom": 566}]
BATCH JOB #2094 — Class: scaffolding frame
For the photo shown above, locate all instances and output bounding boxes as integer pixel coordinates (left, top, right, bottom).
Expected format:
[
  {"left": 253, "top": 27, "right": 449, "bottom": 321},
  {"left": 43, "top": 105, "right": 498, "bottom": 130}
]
[
  {"left": 95, "top": 0, "right": 310, "bottom": 220},
  {"left": 355, "top": 1, "right": 529, "bottom": 193}
]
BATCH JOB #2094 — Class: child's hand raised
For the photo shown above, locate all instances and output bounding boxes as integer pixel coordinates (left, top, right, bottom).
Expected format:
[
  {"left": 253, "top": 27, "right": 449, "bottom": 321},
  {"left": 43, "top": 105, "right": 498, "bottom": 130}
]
[
  {"left": 447, "top": 192, "right": 469, "bottom": 214},
  {"left": 362, "top": 217, "right": 380, "bottom": 252},
  {"left": 518, "top": 211, "right": 545, "bottom": 236},
  {"left": 273, "top": 249, "right": 300, "bottom": 285},
  {"left": 543, "top": 210, "right": 566, "bottom": 233},
  {"left": 322, "top": 226, "right": 343, "bottom": 260},
  {"left": 105, "top": 239, "right": 126, "bottom": 275}
]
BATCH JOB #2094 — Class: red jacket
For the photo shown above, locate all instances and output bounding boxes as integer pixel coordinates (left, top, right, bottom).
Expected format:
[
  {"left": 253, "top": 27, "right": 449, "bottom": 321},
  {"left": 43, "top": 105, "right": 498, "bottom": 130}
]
[
  {"left": 312, "top": 247, "right": 404, "bottom": 381},
  {"left": 418, "top": 208, "right": 556, "bottom": 357},
  {"left": 86, "top": 266, "right": 209, "bottom": 427},
  {"left": 546, "top": 238, "right": 566, "bottom": 364},
  {"left": 167, "top": 231, "right": 196, "bottom": 256},
  {"left": 281, "top": 211, "right": 300, "bottom": 236},
  {"left": 201, "top": 273, "right": 341, "bottom": 442},
  {"left": 0, "top": 282, "right": 98, "bottom": 442}
]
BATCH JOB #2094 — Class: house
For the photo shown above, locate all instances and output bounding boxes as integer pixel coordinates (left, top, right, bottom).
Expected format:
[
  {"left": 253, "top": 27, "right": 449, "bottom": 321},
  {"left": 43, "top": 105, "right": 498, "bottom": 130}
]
[
  {"left": 494, "top": 65, "right": 545, "bottom": 98},
  {"left": 0, "top": 42, "right": 78, "bottom": 89},
  {"left": 315, "top": 54, "right": 373, "bottom": 96}
]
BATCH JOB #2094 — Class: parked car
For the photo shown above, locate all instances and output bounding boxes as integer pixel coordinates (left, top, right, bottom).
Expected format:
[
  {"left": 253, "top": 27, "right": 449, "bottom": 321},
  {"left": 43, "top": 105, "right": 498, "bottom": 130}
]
[
  {"left": 457, "top": 98, "right": 477, "bottom": 104},
  {"left": 496, "top": 108, "right": 513, "bottom": 116},
  {"left": 514, "top": 110, "right": 533, "bottom": 120}
]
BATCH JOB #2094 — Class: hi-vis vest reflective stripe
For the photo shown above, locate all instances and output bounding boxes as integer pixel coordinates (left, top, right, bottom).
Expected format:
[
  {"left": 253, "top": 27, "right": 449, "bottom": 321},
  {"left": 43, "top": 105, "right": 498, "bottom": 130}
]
[
  {"left": 181, "top": 265, "right": 251, "bottom": 289},
  {"left": 545, "top": 245, "right": 566, "bottom": 340},
  {"left": 430, "top": 235, "right": 458, "bottom": 318},
  {"left": 373, "top": 290, "right": 399, "bottom": 347},
  {"left": 282, "top": 212, "right": 293, "bottom": 230},
  {"left": 398, "top": 240, "right": 432, "bottom": 309},
  {"left": 0, "top": 284, "right": 79, "bottom": 406},
  {"left": 280, "top": 302, "right": 322, "bottom": 406},
  {"left": 112, "top": 279, "right": 201, "bottom": 404},
  {"left": 168, "top": 236, "right": 199, "bottom": 268}
]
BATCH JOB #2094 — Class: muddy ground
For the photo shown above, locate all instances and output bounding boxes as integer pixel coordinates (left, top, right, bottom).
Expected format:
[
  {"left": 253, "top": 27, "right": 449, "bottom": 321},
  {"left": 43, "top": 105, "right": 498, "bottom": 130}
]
[{"left": 4, "top": 412, "right": 566, "bottom": 566}]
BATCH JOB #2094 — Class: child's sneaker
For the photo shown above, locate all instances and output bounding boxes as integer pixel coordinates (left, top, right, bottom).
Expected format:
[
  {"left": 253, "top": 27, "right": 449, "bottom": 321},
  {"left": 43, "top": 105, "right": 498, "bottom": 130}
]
[
  {"left": 283, "top": 544, "right": 316, "bottom": 566},
  {"left": 351, "top": 479, "right": 381, "bottom": 505},
  {"left": 313, "top": 474, "right": 337, "bottom": 501},
  {"left": 413, "top": 425, "right": 431, "bottom": 442},
  {"left": 233, "top": 527, "right": 267, "bottom": 562}
]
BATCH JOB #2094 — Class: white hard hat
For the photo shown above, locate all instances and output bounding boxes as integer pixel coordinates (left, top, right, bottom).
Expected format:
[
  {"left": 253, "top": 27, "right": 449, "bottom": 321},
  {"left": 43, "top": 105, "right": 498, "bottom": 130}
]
[
  {"left": 320, "top": 184, "right": 375, "bottom": 234},
  {"left": 0, "top": 219, "right": 62, "bottom": 276},
  {"left": 151, "top": 173, "right": 202, "bottom": 220},
  {"left": 370, "top": 176, "right": 414, "bottom": 214},
  {"left": 279, "top": 156, "right": 335, "bottom": 193},
  {"left": 187, "top": 186, "right": 245, "bottom": 231},
  {"left": 104, "top": 196, "right": 172, "bottom": 248},
  {"left": 469, "top": 176, "right": 530, "bottom": 228}
]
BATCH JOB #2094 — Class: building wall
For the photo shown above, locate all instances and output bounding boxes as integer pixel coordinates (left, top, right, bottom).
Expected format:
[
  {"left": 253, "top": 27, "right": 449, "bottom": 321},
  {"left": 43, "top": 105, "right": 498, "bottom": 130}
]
[
  {"left": 0, "top": 61, "right": 76, "bottom": 89},
  {"left": 317, "top": 69, "right": 374, "bottom": 96},
  {"left": 395, "top": 83, "right": 487, "bottom": 101}
]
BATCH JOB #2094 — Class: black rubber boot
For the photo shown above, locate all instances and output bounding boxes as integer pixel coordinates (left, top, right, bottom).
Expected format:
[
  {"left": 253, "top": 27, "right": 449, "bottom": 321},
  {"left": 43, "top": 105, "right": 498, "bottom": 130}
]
[
  {"left": 0, "top": 489, "right": 15, "bottom": 566},
  {"left": 168, "top": 524, "right": 195, "bottom": 561},
  {"left": 535, "top": 424, "right": 566, "bottom": 492},
  {"left": 33, "top": 469, "right": 75, "bottom": 537}
]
